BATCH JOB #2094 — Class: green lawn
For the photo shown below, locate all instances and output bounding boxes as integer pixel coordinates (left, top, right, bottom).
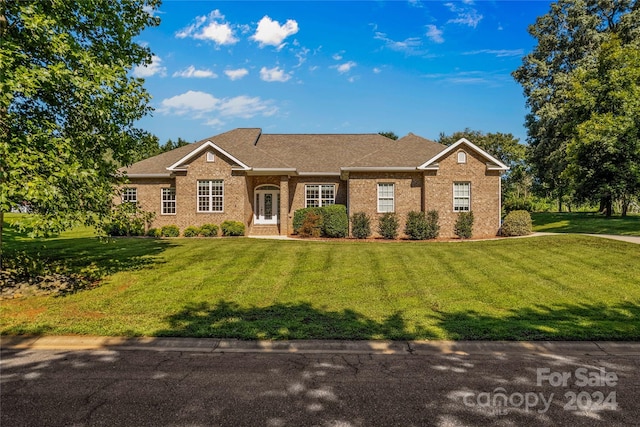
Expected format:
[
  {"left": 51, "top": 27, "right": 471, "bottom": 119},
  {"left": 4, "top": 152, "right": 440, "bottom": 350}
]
[
  {"left": 532, "top": 212, "right": 640, "bottom": 236},
  {"left": 2, "top": 215, "right": 639, "bottom": 340}
]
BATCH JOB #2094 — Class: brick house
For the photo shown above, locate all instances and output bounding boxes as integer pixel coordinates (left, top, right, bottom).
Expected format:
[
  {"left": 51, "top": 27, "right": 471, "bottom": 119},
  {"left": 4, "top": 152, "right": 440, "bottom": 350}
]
[{"left": 119, "top": 128, "right": 509, "bottom": 238}]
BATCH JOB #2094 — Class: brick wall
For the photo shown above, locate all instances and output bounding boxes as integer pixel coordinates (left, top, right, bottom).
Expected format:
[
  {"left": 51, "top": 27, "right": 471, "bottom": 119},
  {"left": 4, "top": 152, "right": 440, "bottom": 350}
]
[
  {"left": 348, "top": 172, "right": 423, "bottom": 238},
  {"left": 424, "top": 147, "right": 502, "bottom": 238}
]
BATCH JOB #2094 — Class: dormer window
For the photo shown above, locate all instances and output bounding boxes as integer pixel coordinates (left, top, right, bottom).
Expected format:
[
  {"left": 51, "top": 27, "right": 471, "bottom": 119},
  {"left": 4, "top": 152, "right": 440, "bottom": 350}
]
[
  {"left": 457, "top": 151, "right": 467, "bottom": 164},
  {"left": 206, "top": 152, "right": 215, "bottom": 162}
]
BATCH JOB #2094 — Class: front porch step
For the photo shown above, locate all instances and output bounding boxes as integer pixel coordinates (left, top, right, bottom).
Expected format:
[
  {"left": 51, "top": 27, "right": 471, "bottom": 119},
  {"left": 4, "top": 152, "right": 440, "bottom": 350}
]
[{"left": 250, "top": 225, "right": 281, "bottom": 236}]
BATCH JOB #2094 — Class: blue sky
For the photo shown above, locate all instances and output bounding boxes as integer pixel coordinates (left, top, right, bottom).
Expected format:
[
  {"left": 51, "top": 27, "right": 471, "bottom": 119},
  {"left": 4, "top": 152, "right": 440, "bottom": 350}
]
[{"left": 134, "top": 0, "right": 553, "bottom": 144}]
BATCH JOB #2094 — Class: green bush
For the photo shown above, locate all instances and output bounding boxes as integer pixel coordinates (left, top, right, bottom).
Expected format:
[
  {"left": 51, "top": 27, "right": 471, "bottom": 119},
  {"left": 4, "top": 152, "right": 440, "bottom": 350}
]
[
  {"left": 221, "top": 220, "right": 245, "bottom": 236},
  {"left": 293, "top": 205, "right": 348, "bottom": 238},
  {"left": 321, "top": 204, "right": 348, "bottom": 238},
  {"left": 160, "top": 225, "right": 180, "bottom": 237},
  {"left": 298, "top": 211, "right": 323, "bottom": 238},
  {"left": 378, "top": 212, "right": 399, "bottom": 240},
  {"left": 103, "top": 202, "right": 155, "bottom": 237},
  {"left": 199, "top": 223, "right": 219, "bottom": 237},
  {"left": 293, "top": 207, "right": 323, "bottom": 234},
  {"left": 183, "top": 226, "right": 200, "bottom": 237},
  {"left": 454, "top": 211, "right": 474, "bottom": 239},
  {"left": 425, "top": 210, "right": 440, "bottom": 239},
  {"left": 404, "top": 211, "right": 429, "bottom": 240},
  {"left": 501, "top": 210, "right": 532, "bottom": 236},
  {"left": 146, "top": 228, "right": 161, "bottom": 238},
  {"left": 351, "top": 212, "right": 371, "bottom": 239}
]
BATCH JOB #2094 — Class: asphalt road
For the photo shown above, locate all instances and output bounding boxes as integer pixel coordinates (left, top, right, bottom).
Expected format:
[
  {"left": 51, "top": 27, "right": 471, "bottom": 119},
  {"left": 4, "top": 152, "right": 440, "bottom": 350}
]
[{"left": 1, "top": 339, "right": 639, "bottom": 427}]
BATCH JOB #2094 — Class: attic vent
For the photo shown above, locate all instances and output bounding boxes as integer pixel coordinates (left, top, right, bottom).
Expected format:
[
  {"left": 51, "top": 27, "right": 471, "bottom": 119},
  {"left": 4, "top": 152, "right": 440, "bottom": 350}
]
[
  {"left": 457, "top": 151, "right": 467, "bottom": 164},
  {"left": 206, "top": 152, "right": 215, "bottom": 162}
]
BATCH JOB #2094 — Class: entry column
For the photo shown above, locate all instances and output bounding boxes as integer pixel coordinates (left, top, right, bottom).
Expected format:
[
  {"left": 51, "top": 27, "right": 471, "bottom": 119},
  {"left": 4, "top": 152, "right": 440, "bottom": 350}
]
[{"left": 279, "top": 175, "right": 289, "bottom": 236}]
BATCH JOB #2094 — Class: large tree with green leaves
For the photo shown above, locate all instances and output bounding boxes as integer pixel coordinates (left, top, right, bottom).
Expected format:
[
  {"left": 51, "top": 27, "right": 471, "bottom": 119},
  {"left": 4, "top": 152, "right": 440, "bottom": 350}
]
[
  {"left": 561, "top": 35, "right": 640, "bottom": 216},
  {"left": 0, "top": 0, "right": 160, "bottom": 270},
  {"left": 512, "top": 0, "right": 639, "bottom": 212}
]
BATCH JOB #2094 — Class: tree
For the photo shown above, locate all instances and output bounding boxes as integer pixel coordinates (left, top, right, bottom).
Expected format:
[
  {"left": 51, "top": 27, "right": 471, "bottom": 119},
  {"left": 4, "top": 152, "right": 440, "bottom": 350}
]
[
  {"left": 512, "top": 0, "right": 640, "bottom": 212},
  {"left": 378, "top": 131, "right": 399, "bottom": 140},
  {"left": 562, "top": 35, "right": 640, "bottom": 216},
  {"left": 437, "top": 129, "right": 530, "bottom": 203},
  {"left": 133, "top": 136, "right": 192, "bottom": 162},
  {"left": 0, "top": 0, "right": 160, "bottom": 270}
]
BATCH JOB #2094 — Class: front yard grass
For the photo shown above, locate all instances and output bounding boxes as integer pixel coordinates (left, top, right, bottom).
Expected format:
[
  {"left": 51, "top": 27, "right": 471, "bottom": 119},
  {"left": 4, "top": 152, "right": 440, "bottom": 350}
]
[
  {"left": 2, "top": 218, "right": 639, "bottom": 340},
  {"left": 532, "top": 212, "right": 640, "bottom": 236}
]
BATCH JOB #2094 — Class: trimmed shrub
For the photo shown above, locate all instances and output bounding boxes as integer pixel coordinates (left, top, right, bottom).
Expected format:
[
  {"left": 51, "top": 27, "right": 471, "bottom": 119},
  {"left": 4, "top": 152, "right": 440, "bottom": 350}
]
[
  {"left": 351, "top": 212, "right": 371, "bottom": 239},
  {"left": 404, "top": 211, "right": 429, "bottom": 240},
  {"left": 103, "top": 202, "right": 155, "bottom": 236},
  {"left": 293, "top": 207, "right": 323, "bottom": 234},
  {"left": 501, "top": 210, "right": 532, "bottom": 236},
  {"left": 454, "top": 211, "right": 474, "bottom": 239},
  {"left": 378, "top": 212, "right": 399, "bottom": 240},
  {"left": 146, "top": 228, "right": 161, "bottom": 238},
  {"left": 221, "top": 220, "right": 245, "bottom": 236},
  {"left": 321, "top": 204, "right": 348, "bottom": 238},
  {"left": 183, "top": 226, "right": 200, "bottom": 237},
  {"left": 298, "top": 211, "right": 323, "bottom": 238},
  {"left": 160, "top": 225, "right": 180, "bottom": 237},
  {"left": 425, "top": 210, "right": 440, "bottom": 239},
  {"left": 199, "top": 223, "right": 219, "bottom": 237}
]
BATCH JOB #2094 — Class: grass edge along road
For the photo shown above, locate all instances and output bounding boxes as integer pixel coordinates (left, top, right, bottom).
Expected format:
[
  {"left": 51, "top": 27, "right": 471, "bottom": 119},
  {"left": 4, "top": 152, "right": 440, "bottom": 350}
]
[{"left": 2, "top": 218, "right": 639, "bottom": 341}]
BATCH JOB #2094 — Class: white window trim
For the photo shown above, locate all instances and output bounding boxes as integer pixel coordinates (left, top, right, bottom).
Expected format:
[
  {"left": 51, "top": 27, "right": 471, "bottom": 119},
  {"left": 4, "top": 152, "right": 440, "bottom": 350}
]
[
  {"left": 197, "top": 180, "right": 224, "bottom": 213},
  {"left": 453, "top": 182, "right": 471, "bottom": 212},
  {"left": 122, "top": 187, "right": 137, "bottom": 203},
  {"left": 304, "top": 184, "right": 336, "bottom": 208},
  {"left": 161, "top": 187, "right": 176, "bottom": 215},
  {"left": 206, "top": 152, "right": 215, "bottom": 162},
  {"left": 457, "top": 151, "right": 467, "bottom": 164},
  {"left": 377, "top": 183, "right": 395, "bottom": 213}
]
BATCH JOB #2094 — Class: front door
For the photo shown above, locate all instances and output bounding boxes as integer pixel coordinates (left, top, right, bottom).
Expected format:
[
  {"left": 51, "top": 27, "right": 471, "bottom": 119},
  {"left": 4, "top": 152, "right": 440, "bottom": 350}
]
[{"left": 254, "top": 187, "right": 280, "bottom": 225}]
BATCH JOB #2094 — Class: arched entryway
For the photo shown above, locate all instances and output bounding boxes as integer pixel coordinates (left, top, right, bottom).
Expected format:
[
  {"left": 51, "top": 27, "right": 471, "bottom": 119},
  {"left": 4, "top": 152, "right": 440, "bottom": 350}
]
[{"left": 254, "top": 185, "right": 280, "bottom": 225}]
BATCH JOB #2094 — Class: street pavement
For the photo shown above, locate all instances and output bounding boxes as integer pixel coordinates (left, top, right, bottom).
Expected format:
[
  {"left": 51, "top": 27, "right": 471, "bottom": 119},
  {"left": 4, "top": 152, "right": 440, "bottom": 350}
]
[{"left": 1, "top": 337, "right": 639, "bottom": 426}]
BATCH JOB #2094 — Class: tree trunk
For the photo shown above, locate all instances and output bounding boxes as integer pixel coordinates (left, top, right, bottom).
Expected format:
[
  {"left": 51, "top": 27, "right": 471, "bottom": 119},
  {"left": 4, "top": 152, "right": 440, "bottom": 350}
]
[
  {"left": 558, "top": 196, "right": 563, "bottom": 213},
  {"left": 622, "top": 196, "right": 629, "bottom": 217},
  {"left": 604, "top": 194, "right": 613, "bottom": 217}
]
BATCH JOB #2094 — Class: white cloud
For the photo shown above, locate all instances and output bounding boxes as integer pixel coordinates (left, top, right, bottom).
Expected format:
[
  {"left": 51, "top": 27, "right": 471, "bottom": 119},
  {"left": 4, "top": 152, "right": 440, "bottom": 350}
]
[
  {"left": 159, "top": 90, "right": 278, "bottom": 127},
  {"left": 294, "top": 47, "right": 310, "bottom": 67},
  {"left": 132, "top": 55, "right": 166, "bottom": 78},
  {"left": 172, "top": 66, "right": 218, "bottom": 78},
  {"left": 259, "top": 66, "right": 292, "bottom": 82},
  {"left": 176, "top": 10, "right": 238, "bottom": 46},
  {"left": 425, "top": 25, "right": 444, "bottom": 44},
  {"left": 374, "top": 32, "right": 424, "bottom": 55},
  {"left": 334, "top": 61, "right": 357, "bottom": 74},
  {"left": 422, "top": 70, "right": 509, "bottom": 86},
  {"left": 251, "top": 16, "right": 299, "bottom": 48},
  {"left": 408, "top": 0, "right": 423, "bottom": 8},
  {"left": 332, "top": 52, "right": 344, "bottom": 61},
  {"left": 444, "top": 2, "right": 483, "bottom": 28},
  {"left": 463, "top": 49, "right": 524, "bottom": 57},
  {"left": 373, "top": 67, "right": 382, "bottom": 74},
  {"left": 225, "top": 68, "right": 249, "bottom": 80}
]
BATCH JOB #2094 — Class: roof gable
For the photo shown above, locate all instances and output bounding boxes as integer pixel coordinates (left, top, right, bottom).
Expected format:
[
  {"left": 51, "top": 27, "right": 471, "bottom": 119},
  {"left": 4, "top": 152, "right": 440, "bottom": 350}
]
[
  {"left": 417, "top": 138, "right": 509, "bottom": 171},
  {"left": 167, "top": 140, "right": 251, "bottom": 171}
]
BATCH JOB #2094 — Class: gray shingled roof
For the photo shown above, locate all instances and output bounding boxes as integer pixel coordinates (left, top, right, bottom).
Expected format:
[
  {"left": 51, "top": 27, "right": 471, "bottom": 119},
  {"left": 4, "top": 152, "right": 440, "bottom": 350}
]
[{"left": 123, "top": 128, "right": 448, "bottom": 176}]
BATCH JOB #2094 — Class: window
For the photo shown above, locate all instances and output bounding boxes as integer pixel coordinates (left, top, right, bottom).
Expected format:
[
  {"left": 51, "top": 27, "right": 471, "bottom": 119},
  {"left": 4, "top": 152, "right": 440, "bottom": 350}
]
[
  {"left": 122, "top": 188, "right": 137, "bottom": 203},
  {"left": 377, "top": 183, "right": 395, "bottom": 213},
  {"left": 305, "top": 184, "right": 335, "bottom": 207},
  {"left": 197, "top": 180, "right": 224, "bottom": 212},
  {"left": 457, "top": 151, "right": 467, "bottom": 164},
  {"left": 162, "top": 188, "right": 176, "bottom": 215},
  {"left": 453, "top": 182, "right": 470, "bottom": 211},
  {"left": 206, "top": 152, "right": 215, "bottom": 162}
]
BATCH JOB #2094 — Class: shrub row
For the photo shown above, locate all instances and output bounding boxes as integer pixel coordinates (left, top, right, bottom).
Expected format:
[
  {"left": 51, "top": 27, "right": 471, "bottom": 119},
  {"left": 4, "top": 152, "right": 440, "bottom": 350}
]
[{"left": 293, "top": 205, "right": 349, "bottom": 238}]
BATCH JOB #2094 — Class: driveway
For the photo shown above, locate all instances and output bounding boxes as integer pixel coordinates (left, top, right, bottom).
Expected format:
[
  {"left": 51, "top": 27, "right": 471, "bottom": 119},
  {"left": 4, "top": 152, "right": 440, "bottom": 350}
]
[{"left": 1, "top": 337, "right": 639, "bottom": 426}]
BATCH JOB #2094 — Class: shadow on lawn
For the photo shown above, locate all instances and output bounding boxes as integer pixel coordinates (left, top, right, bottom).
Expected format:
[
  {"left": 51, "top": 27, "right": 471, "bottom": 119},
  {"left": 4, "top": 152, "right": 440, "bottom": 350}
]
[
  {"left": 531, "top": 212, "right": 640, "bottom": 235},
  {"left": 156, "top": 300, "right": 437, "bottom": 340},
  {"left": 156, "top": 300, "right": 640, "bottom": 341}
]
